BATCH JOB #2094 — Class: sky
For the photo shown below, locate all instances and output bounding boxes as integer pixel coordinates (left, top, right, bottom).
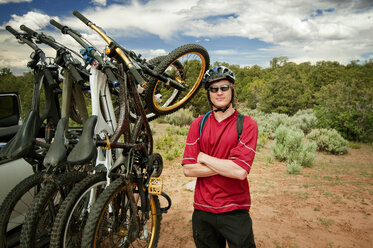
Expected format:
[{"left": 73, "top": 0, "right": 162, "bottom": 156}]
[{"left": 0, "top": 0, "right": 372, "bottom": 74}]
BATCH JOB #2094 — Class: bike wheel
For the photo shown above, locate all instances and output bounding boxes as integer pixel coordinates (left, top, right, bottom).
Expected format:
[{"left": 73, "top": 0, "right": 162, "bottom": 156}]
[
  {"left": 144, "top": 44, "right": 210, "bottom": 115},
  {"left": 50, "top": 172, "right": 106, "bottom": 248},
  {"left": 0, "top": 173, "right": 44, "bottom": 248},
  {"left": 129, "top": 55, "right": 184, "bottom": 122},
  {"left": 81, "top": 177, "right": 161, "bottom": 248},
  {"left": 20, "top": 171, "right": 87, "bottom": 248}
]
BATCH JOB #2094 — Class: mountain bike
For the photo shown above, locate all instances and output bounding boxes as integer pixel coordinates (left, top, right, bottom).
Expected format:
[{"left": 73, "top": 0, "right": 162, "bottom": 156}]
[
  {"left": 12, "top": 24, "right": 117, "bottom": 248},
  {"left": 45, "top": 19, "right": 148, "bottom": 247},
  {"left": 73, "top": 10, "right": 210, "bottom": 116},
  {"left": 0, "top": 25, "right": 88, "bottom": 248},
  {"left": 65, "top": 10, "right": 206, "bottom": 247}
]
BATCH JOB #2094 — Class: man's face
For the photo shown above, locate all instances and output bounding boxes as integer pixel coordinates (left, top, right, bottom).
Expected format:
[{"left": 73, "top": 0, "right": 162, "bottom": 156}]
[{"left": 208, "top": 79, "right": 233, "bottom": 109}]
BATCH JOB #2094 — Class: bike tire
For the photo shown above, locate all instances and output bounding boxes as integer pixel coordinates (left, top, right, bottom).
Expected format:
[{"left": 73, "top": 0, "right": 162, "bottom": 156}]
[
  {"left": 81, "top": 177, "right": 162, "bottom": 248},
  {"left": 50, "top": 172, "right": 107, "bottom": 248},
  {"left": 20, "top": 171, "right": 87, "bottom": 248},
  {"left": 144, "top": 44, "right": 210, "bottom": 115},
  {"left": 129, "top": 55, "right": 183, "bottom": 122},
  {"left": 0, "top": 173, "right": 44, "bottom": 248}
]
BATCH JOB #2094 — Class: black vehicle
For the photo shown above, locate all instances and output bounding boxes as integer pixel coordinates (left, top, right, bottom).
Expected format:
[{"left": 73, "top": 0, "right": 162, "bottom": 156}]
[{"left": 0, "top": 93, "right": 34, "bottom": 247}]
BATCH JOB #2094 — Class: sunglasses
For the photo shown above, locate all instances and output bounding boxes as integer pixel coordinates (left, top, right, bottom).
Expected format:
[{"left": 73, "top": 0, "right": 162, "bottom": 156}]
[{"left": 208, "top": 84, "right": 232, "bottom": 93}]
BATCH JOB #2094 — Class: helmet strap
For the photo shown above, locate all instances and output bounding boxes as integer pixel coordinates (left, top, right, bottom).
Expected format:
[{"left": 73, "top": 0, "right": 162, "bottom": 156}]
[
  {"left": 207, "top": 88, "right": 234, "bottom": 113},
  {"left": 213, "top": 103, "right": 231, "bottom": 113}
]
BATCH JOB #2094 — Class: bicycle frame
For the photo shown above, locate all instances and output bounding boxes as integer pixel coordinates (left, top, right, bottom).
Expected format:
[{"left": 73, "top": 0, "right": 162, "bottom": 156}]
[{"left": 1, "top": 26, "right": 61, "bottom": 165}]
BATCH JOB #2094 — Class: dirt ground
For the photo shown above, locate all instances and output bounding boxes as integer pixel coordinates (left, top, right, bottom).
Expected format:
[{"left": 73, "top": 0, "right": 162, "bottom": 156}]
[{"left": 153, "top": 123, "right": 373, "bottom": 248}]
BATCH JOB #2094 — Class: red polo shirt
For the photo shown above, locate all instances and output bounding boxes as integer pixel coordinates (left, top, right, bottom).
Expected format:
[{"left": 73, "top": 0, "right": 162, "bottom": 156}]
[{"left": 182, "top": 110, "right": 258, "bottom": 213}]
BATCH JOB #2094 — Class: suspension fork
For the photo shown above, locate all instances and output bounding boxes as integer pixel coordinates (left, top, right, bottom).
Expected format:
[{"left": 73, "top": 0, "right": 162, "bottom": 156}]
[{"left": 124, "top": 176, "right": 141, "bottom": 242}]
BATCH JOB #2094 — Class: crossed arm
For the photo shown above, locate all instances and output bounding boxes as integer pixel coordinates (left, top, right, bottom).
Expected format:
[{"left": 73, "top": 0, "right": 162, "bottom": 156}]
[{"left": 183, "top": 152, "right": 248, "bottom": 180}]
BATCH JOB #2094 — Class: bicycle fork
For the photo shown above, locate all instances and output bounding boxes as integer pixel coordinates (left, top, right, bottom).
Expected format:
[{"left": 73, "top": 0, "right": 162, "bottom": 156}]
[{"left": 124, "top": 176, "right": 141, "bottom": 243}]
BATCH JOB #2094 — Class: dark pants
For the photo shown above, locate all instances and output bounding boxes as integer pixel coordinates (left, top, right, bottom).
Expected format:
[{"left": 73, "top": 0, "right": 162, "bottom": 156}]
[{"left": 192, "top": 209, "right": 256, "bottom": 248}]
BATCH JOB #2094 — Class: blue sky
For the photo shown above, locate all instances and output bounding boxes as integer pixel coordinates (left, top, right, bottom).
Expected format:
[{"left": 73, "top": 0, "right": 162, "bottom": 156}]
[{"left": 0, "top": 0, "right": 372, "bottom": 74}]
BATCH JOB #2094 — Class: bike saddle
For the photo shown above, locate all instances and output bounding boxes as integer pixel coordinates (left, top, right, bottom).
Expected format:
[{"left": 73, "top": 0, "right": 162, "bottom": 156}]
[
  {"left": 0, "top": 125, "right": 20, "bottom": 143},
  {"left": 43, "top": 117, "right": 67, "bottom": 167},
  {"left": 0, "top": 110, "right": 41, "bottom": 160},
  {"left": 67, "top": 115, "right": 97, "bottom": 165}
]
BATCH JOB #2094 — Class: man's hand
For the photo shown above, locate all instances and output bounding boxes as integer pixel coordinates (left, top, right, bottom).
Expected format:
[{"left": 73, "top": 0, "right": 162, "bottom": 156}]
[{"left": 196, "top": 152, "right": 248, "bottom": 180}]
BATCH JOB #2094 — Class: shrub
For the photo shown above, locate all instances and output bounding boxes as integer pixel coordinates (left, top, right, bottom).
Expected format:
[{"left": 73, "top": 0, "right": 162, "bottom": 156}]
[
  {"left": 307, "top": 128, "right": 348, "bottom": 155},
  {"left": 165, "top": 125, "right": 189, "bottom": 136},
  {"left": 164, "top": 108, "right": 195, "bottom": 126},
  {"left": 257, "top": 131, "right": 269, "bottom": 150},
  {"left": 242, "top": 108, "right": 290, "bottom": 139},
  {"left": 154, "top": 126, "right": 186, "bottom": 160},
  {"left": 272, "top": 125, "right": 316, "bottom": 167},
  {"left": 289, "top": 109, "right": 317, "bottom": 134},
  {"left": 286, "top": 161, "right": 303, "bottom": 174}
]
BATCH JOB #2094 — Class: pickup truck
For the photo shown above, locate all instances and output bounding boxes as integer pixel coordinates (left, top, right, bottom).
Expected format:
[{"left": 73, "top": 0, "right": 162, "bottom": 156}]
[{"left": 0, "top": 93, "right": 34, "bottom": 243}]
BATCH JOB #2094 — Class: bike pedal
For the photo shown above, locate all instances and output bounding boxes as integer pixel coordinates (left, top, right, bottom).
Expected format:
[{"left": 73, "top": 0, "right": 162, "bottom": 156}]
[{"left": 148, "top": 177, "right": 163, "bottom": 195}]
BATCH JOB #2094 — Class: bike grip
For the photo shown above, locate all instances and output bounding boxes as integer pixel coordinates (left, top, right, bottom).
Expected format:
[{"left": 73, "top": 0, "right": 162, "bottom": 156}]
[
  {"left": 50, "top": 19, "right": 64, "bottom": 31},
  {"left": 20, "top": 25, "right": 37, "bottom": 36},
  {"left": 104, "top": 67, "right": 118, "bottom": 85},
  {"left": 129, "top": 66, "right": 147, "bottom": 85},
  {"left": 67, "top": 64, "right": 84, "bottom": 84},
  {"left": 5, "top": 26, "right": 19, "bottom": 36},
  {"left": 73, "top": 10, "right": 90, "bottom": 25}
]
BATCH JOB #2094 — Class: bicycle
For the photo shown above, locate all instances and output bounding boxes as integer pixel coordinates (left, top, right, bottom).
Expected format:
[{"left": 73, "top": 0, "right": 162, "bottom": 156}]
[
  {"left": 45, "top": 19, "right": 147, "bottom": 247},
  {"left": 13, "top": 24, "right": 116, "bottom": 248},
  {"left": 67, "top": 10, "right": 208, "bottom": 247},
  {"left": 72, "top": 10, "right": 209, "bottom": 116},
  {"left": 0, "top": 25, "right": 88, "bottom": 248},
  {"left": 17, "top": 20, "right": 161, "bottom": 247},
  {"left": 47, "top": 18, "right": 190, "bottom": 247}
]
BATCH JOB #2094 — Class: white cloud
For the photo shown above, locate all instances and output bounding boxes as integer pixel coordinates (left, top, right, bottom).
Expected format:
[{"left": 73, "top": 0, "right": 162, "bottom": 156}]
[
  {"left": 1, "top": 0, "right": 373, "bottom": 73},
  {"left": 181, "top": 0, "right": 373, "bottom": 64},
  {"left": 90, "top": 0, "right": 106, "bottom": 7},
  {"left": 1, "top": 11, "right": 52, "bottom": 30},
  {"left": 0, "top": 0, "right": 31, "bottom": 4}
]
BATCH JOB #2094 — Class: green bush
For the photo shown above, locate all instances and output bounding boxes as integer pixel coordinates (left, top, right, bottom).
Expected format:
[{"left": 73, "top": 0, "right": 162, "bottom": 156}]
[
  {"left": 242, "top": 109, "right": 290, "bottom": 139},
  {"left": 289, "top": 109, "right": 317, "bottom": 134},
  {"left": 307, "top": 128, "right": 348, "bottom": 155},
  {"left": 257, "top": 131, "right": 269, "bottom": 150},
  {"left": 286, "top": 161, "right": 303, "bottom": 174},
  {"left": 164, "top": 108, "right": 195, "bottom": 126},
  {"left": 241, "top": 108, "right": 316, "bottom": 140},
  {"left": 154, "top": 126, "right": 187, "bottom": 160},
  {"left": 272, "top": 125, "right": 316, "bottom": 167}
]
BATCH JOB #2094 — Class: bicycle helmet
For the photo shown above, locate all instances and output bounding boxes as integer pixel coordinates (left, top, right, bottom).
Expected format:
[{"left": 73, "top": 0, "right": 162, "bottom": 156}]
[
  {"left": 203, "top": 66, "right": 235, "bottom": 89},
  {"left": 203, "top": 66, "right": 236, "bottom": 112}
]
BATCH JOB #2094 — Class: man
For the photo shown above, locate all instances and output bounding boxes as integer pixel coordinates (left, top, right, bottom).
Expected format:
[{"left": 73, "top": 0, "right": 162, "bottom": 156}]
[{"left": 182, "top": 66, "right": 258, "bottom": 248}]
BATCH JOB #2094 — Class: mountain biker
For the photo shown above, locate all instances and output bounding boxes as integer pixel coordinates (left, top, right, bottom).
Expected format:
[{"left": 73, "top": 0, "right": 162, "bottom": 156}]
[{"left": 182, "top": 66, "right": 258, "bottom": 248}]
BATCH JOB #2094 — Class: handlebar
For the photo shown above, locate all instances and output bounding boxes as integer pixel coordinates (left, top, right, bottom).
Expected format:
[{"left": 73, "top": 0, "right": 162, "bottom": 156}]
[
  {"left": 6, "top": 25, "right": 39, "bottom": 51},
  {"left": 20, "top": 25, "right": 60, "bottom": 50},
  {"left": 72, "top": 10, "right": 186, "bottom": 91},
  {"left": 5, "top": 25, "right": 19, "bottom": 37},
  {"left": 49, "top": 18, "right": 118, "bottom": 85},
  {"left": 20, "top": 24, "right": 85, "bottom": 84},
  {"left": 49, "top": 19, "right": 65, "bottom": 32},
  {"left": 19, "top": 25, "right": 37, "bottom": 37},
  {"left": 5, "top": 25, "right": 48, "bottom": 70},
  {"left": 73, "top": 10, "right": 91, "bottom": 26}
]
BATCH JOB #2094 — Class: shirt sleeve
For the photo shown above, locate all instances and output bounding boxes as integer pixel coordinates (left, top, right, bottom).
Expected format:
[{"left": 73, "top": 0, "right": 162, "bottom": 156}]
[
  {"left": 181, "top": 117, "right": 202, "bottom": 165},
  {"left": 229, "top": 116, "right": 258, "bottom": 173}
]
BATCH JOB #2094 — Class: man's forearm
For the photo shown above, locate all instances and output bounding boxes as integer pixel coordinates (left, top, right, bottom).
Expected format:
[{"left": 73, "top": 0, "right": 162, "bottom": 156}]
[
  {"left": 197, "top": 152, "right": 248, "bottom": 180},
  {"left": 183, "top": 163, "right": 218, "bottom": 178}
]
